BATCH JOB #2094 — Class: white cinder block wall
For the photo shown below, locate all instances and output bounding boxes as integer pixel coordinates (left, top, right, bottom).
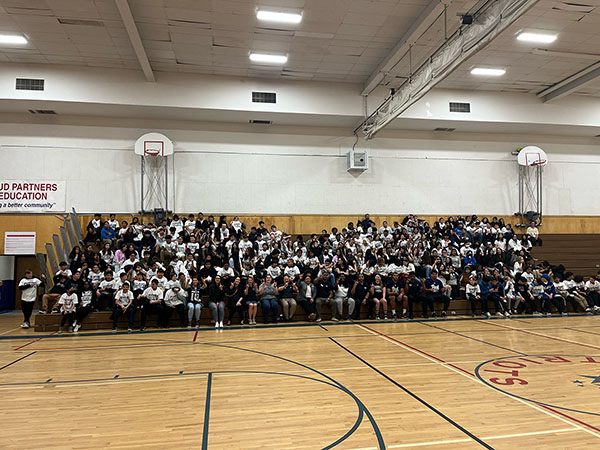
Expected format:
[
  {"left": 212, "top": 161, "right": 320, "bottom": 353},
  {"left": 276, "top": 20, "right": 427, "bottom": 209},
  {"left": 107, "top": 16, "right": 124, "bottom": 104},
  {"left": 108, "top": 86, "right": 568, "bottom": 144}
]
[{"left": 1, "top": 122, "right": 598, "bottom": 215}]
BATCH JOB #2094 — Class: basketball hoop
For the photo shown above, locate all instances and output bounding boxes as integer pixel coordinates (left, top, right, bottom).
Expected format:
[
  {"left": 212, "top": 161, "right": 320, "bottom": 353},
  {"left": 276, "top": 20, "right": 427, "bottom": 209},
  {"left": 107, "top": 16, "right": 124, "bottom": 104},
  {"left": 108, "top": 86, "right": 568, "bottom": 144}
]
[
  {"left": 517, "top": 146, "right": 548, "bottom": 167},
  {"left": 529, "top": 159, "right": 547, "bottom": 167},
  {"left": 134, "top": 133, "right": 173, "bottom": 157}
]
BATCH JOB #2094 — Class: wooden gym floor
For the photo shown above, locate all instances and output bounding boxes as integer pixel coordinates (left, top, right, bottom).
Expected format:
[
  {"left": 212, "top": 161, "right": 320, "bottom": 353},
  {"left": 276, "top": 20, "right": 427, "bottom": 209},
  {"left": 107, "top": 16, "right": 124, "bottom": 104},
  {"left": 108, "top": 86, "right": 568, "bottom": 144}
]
[{"left": 1, "top": 313, "right": 600, "bottom": 449}]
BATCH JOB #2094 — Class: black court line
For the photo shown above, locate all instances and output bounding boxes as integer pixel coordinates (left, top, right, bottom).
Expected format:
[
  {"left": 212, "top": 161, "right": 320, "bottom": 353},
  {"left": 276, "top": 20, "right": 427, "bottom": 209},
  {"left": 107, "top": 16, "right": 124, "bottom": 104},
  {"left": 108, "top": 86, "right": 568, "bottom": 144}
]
[
  {"left": 0, "top": 313, "right": 591, "bottom": 341},
  {"left": 0, "top": 352, "right": 35, "bottom": 371},
  {"left": 319, "top": 324, "right": 329, "bottom": 331},
  {"left": 568, "top": 328, "right": 600, "bottom": 338},
  {"left": 202, "top": 373, "right": 212, "bottom": 450},
  {"left": 328, "top": 337, "right": 495, "bottom": 450},
  {"left": 419, "top": 322, "right": 527, "bottom": 355}
]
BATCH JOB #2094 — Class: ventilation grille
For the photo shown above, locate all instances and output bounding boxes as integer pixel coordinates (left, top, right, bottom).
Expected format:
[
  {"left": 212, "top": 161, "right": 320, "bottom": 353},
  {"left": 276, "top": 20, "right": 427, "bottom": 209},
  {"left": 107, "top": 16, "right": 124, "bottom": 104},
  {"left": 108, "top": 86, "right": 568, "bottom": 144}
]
[
  {"left": 449, "top": 102, "right": 471, "bottom": 113},
  {"left": 249, "top": 119, "right": 272, "bottom": 125},
  {"left": 252, "top": 92, "right": 276, "bottom": 103},
  {"left": 434, "top": 127, "right": 456, "bottom": 132},
  {"left": 16, "top": 78, "right": 45, "bottom": 91},
  {"left": 28, "top": 109, "right": 57, "bottom": 115}
]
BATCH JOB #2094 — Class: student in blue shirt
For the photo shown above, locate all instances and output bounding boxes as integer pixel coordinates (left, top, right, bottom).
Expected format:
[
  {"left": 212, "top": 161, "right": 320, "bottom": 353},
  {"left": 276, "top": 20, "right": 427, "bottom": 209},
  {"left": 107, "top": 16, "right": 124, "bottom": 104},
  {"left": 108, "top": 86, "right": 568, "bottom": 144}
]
[
  {"left": 478, "top": 277, "right": 492, "bottom": 317},
  {"left": 540, "top": 274, "right": 565, "bottom": 316},
  {"left": 405, "top": 272, "right": 427, "bottom": 319}
]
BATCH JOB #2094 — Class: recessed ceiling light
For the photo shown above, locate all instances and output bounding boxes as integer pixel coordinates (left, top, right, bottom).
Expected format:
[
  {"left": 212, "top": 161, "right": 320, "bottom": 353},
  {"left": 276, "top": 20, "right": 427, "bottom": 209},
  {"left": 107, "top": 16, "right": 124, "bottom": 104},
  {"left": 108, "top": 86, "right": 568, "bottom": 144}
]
[
  {"left": 0, "top": 34, "right": 27, "bottom": 45},
  {"left": 471, "top": 67, "right": 506, "bottom": 76},
  {"left": 249, "top": 53, "right": 288, "bottom": 64},
  {"left": 257, "top": 10, "right": 302, "bottom": 24},
  {"left": 517, "top": 32, "right": 557, "bottom": 44}
]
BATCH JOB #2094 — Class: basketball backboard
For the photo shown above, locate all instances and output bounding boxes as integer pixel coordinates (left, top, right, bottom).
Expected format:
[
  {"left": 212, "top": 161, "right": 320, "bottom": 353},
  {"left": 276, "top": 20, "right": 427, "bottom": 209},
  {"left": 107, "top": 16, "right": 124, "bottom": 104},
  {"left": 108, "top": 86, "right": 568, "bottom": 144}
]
[{"left": 134, "top": 133, "right": 174, "bottom": 156}]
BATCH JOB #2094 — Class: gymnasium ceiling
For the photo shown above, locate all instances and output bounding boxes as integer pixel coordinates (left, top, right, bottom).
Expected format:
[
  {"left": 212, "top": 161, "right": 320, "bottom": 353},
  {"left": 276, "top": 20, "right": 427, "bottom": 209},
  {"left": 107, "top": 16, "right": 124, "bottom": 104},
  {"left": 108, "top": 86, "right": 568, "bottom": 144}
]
[{"left": 0, "top": 0, "right": 599, "bottom": 98}]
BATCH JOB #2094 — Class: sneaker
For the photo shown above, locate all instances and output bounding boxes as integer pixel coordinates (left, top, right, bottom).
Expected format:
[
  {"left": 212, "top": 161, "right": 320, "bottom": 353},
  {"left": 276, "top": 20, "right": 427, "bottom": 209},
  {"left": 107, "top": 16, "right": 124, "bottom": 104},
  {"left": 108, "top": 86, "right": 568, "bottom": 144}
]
[
  {"left": 533, "top": 311, "right": 543, "bottom": 316},
  {"left": 316, "top": 318, "right": 322, "bottom": 322},
  {"left": 128, "top": 328, "right": 132, "bottom": 333},
  {"left": 218, "top": 321, "right": 224, "bottom": 328},
  {"left": 561, "top": 312, "right": 568, "bottom": 316},
  {"left": 546, "top": 312, "right": 552, "bottom": 317},
  {"left": 496, "top": 312, "right": 503, "bottom": 316},
  {"left": 441, "top": 311, "right": 447, "bottom": 318},
  {"left": 21, "top": 322, "right": 29, "bottom": 329},
  {"left": 375, "top": 314, "right": 380, "bottom": 320},
  {"left": 57, "top": 327, "right": 63, "bottom": 334},
  {"left": 215, "top": 323, "right": 219, "bottom": 328},
  {"left": 346, "top": 317, "right": 352, "bottom": 322},
  {"left": 471, "top": 314, "right": 476, "bottom": 318},
  {"left": 383, "top": 314, "right": 388, "bottom": 320},
  {"left": 392, "top": 313, "right": 398, "bottom": 320},
  {"left": 431, "top": 312, "right": 437, "bottom": 318},
  {"left": 486, "top": 312, "right": 491, "bottom": 318},
  {"left": 75, "top": 323, "right": 82, "bottom": 332},
  {"left": 140, "top": 327, "right": 146, "bottom": 331},
  {"left": 331, "top": 317, "right": 339, "bottom": 322},
  {"left": 187, "top": 325, "right": 192, "bottom": 329},
  {"left": 402, "top": 314, "right": 408, "bottom": 319},
  {"left": 112, "top": 328, "right": 117, "bottom": 333},
  {"left": 504, "top": 311, "right": 510, "bottom": 317},
  {"left": 39, "top": 310, "right": 48, "bottom": 314},
  {"left": 587, "top": 311, "right": 594, "bottom": 315}
]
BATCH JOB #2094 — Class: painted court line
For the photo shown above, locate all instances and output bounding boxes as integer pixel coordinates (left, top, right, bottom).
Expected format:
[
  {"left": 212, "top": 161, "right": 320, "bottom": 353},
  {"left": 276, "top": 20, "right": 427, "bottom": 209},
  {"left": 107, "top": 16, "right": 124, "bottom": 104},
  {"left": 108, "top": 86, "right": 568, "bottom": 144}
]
[
  {"left": 347, "top": 427, "right": 579, "bottom": 450},
  {"left": 13, "top": 332, "right": 56, "bottom": 351},
  {"left": 357, "top": 323, "right": 600, "bottom": 439}
]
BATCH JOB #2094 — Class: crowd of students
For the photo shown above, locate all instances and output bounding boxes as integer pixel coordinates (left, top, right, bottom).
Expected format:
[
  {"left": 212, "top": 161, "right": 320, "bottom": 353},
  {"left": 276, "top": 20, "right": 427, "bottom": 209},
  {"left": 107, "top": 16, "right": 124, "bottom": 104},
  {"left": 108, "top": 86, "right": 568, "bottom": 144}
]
[{"left": 17, "top": 213, "right": 600, "bottom": 332}]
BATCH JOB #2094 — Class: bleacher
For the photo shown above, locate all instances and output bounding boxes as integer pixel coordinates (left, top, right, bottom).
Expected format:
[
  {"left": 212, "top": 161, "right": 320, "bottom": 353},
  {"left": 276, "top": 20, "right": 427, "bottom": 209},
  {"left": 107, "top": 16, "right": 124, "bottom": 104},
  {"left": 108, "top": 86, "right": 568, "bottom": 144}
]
[{"left": 530, "top": 234, "right": 600, "bottom": 277}]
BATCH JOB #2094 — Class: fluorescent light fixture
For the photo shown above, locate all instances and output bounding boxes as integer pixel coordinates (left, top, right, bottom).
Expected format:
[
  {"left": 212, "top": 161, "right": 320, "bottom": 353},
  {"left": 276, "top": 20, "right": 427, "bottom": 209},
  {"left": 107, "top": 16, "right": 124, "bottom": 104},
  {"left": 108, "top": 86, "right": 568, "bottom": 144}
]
[
  {"left": 249, "top": 53, "right": 288, "bottom": 64},
  {"left": 471, "top": 67, "right": 506, "bottom": 76},
  {"left": 257, "top": 10, "right": 302, "bottom": 24},
  {"left": 517, "top": 32, "right": 557, "bottom": 44},
  {"left": 0, "top": 34, "right": 27, "bottom": 45}
]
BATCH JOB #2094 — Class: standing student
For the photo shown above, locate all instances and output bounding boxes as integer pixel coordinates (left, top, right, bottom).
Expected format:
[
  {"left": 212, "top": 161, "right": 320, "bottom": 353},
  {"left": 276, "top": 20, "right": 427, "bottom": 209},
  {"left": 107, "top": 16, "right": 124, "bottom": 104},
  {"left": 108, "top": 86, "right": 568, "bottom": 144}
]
[
  {"left": 466, "top": 276, "right": 482, "bottom": 317},
  {"left": 244, "top": 277, "right": 259, "bottom": 325},
  {"left": 112, "top": 282, "right": 134, "bottom": 332},
  {"left": 209, "top": 275, "right": 226, "bottom": 328},
  {"left": 258, "top": 275, "right": 279, "bottom": 324},
  {"left": 73, "top": 281, "right": 93, "bottom": 332},
  {"left": 139, "top": 279, "right": 164, "bottom": 330},
  {"left": 57, "top": 285, "right": 78, "bottom": 333},
  {"left": 18, "top": 270, "right": 45, "bottom": 329},
  {"left": 405, "top": 272, "right": 425, "bottom": 319}
]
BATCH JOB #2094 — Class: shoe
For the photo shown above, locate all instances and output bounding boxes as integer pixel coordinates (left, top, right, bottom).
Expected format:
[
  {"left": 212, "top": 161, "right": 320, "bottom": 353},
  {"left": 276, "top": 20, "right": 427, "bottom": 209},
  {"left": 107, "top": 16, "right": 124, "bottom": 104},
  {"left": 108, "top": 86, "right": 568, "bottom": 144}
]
[
  {"left": 392, "top": 313, "right": 398, "bottom": 320},
  {"left": 533, "top": 311, "right": 543, "bottom": 316},
  {"left": 561, "top": 312, "right": 568, "bottom": 316},
  {"left": 496, "top": 312, "right": 503, "bottom": 316},
  {"left": 308, "top": 313, "right": 316, "bottom": 320},
  {"left": 128, "top": 328, "right": 132, "bottom": 333},
  {"left": 402, "top": 314, "right": 408, "bottom": 319},
  {"left": 486, "top": 312, "right": 491, "bottom": 318},
  {"left": 421, "top": 314, "right": 428, "bottom": 319},
  {"left": 21, "top": 322, "right": 30, "bottom": 329},
  {"left": 75, "top": 323, "right": 82, "bottom": 332},
  {"left": 51, "top": 310, "right": 60, "bottom": 315},
  {"left": 504, "top": 311, "right": 510, "bottom": 317},
  {"left": 332, "top": 317, "right": 339, "bottom": 322},
  {"left": 441, "top": 311, "right": 447, "bottom": 318},
  {"left": 215, "top": 323, "right": 219, "bottom": 328},
  {"left": 187, "top": 325, "right": 192, "bottom": 329},
  {"left": 546, "top": 312, "right": 552, "bottom": 317},
  {"left": 112, "top": 328, "right": 117, "bottom": 333},
  {"left": 57, "top": 327, "right": 63, "bottom": 334},
  {"left": 431, "top": 312, "right": 437, "bottom": 318},
  {"left": 375, "top": 315, "right": 380, "bottom": 320},
  {"left": 471, "top": 314, "right": 476, "bottom": 318},
  {"left": 346, "top": 317, "right": 352, "bottom": 322},
  {"left": 39, "top": 310, "right": 48, "bottom": 314},
  {"left": 383, "top": 314, "right": 388, "bottom": 320},
  {"left": 587, "top": 311, "right": 594, "bottom": 315},
  {"left": 140, "top": 327, "right": 146, "bottom": 331},
  {"left": 316, "top": 318, "right": 322, "bottom": 322},
  {"left": 218, "top": 321, "right": 224, "bottom": 328}
]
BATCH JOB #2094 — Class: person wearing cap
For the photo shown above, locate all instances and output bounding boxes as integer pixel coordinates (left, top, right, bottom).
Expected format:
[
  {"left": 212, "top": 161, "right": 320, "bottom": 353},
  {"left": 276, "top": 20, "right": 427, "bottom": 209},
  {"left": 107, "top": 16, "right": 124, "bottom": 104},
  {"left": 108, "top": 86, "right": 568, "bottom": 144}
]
[
  {"left": 57, "top": 285, "right": 78, "bottom": 333},
  {"left": 112, "top": 282, "right": 134, "bottom": 332},
  {"left": 163, "top": 284, "right": 187, "bottom": 328}
]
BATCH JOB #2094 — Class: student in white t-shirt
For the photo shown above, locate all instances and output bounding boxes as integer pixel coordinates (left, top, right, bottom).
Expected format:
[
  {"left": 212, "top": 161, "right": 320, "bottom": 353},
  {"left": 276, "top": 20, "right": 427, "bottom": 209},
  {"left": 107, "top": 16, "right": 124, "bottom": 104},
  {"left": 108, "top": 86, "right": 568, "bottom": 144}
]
[
  {"left": 18, "top": 270, "right": 45, "bottom": 329},
  {"left": 112, "top": 282, "right": 134, "bottom": 332},
  {"left": 139, "top": 279, "right": 164, "bottom": 331},
  {"left": 58, "top": 285, "right": 78, "bottom": 333}
]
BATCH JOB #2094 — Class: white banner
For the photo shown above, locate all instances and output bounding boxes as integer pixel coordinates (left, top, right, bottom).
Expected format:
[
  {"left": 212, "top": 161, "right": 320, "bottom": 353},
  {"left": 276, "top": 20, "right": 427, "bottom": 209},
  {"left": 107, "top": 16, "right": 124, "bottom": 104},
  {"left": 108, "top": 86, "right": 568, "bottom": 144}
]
[{"left": 0, "top": 180, "right": 66, "bottom": 213}]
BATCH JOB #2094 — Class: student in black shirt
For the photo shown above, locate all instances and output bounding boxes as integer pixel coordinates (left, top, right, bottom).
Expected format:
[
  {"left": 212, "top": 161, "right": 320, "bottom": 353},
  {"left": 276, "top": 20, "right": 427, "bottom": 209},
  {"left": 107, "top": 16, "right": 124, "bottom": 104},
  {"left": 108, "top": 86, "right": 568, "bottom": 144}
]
[{"left": 351, "top": 273, "right": 371, "bottom": 320}]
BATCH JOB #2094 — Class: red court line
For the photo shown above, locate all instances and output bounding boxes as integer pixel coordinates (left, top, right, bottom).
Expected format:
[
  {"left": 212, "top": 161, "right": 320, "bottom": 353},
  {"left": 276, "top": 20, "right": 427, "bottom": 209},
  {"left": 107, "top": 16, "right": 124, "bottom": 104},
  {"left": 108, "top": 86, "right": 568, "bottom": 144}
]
[
  {"left": 14, "top": 332, "right": 56, "bottom": 351},
  {"left": 482, "top": 321, "right": 600, "bottom": 351},
  {"left": 15, "top": 341, "right": 180, "bottom": 352},
  {"left": 193, "top": 330, "right": 199, "bottom": 342},
  {"left": 539, "top": 404, "right": 600, "bottom": 434},
  {"left": 359, "top": 324, "right": 476, "bottom": 377}
]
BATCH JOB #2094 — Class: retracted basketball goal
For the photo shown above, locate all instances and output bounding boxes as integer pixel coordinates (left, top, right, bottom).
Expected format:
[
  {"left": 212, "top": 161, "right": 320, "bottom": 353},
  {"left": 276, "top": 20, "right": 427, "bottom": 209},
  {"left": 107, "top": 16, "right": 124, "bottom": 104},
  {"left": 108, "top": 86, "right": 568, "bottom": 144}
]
[
  {"left": 134, "top": 133, "right": 174, "bottom": 214},
  {"left": 516, "top": 146, "right": 547, "bottom": 227}
]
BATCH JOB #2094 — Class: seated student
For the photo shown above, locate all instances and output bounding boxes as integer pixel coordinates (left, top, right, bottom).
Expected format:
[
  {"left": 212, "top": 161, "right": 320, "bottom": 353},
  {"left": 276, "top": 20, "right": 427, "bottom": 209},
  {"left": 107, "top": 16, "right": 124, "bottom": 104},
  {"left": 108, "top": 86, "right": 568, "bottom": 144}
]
[
  {"left": 331, "top": 274, "right": 354, "bottom": 321},
  {"left": 88, "top": 264, "right": 105, "bottom": 291},
  {"left": 163, "top": 285, "right": 187, "bottom": 328},
  {"left": 132, "top": 272, "right": 148, "bottom": 301},
  {"left": 283, "top": 259, "right": 301, "bottom": 281},
  {"left": 258, "top": 275, "right": 279, "bottom": 324},
  {"left": 386, "top": 272, "right": 407, "bottom": 320},
  {"left": 226, "top": 276, "right": 245, "bottom": 326},
  {"left": 296, "top": 274, "right": 316, "bottom": 321},
  {"left": 573, "top": 275, "right": 594, "bottom": 314},
  {"left": 244, "top": 277, "right": 259, "bottom": 325},
  {"left": 57, "top": 285, "right": 78, "bottom": 333},
  {"left": 513, "top": 275, "right": 531, "bottom": 314},
  {"left": 478, "top": 277, "right": 493, "bottom": 317},
  {"left": 540, "top": 274, "right": 566, "bottom": 316},
  {"left": 313, "top": 272, "right": 333, "bottom": 322},
  {"left": 530, "top": 278, "right": 544, "bottom": 316},
  {"left": 585, "top": 276, "right": 600, "bottom": 312},
  {"left": 405, "top": 272, "right": 426, "bottom": 320},
  {"left": 466, "top": 276, "right": 482, "bottom": 317},
  {"left": 370, "top": 274, "right": 388, "bottom": 320},
  {"left": 278, "top": 275, "right": 298, "bottom": 322},
  {"left": 100, "top": 221, "right": 117, "bottom": 246},
  {"left": 186, "top": 277, "right": 204, "bottom": 329},
  {"left": 73, "top": 281, "right": 94, "bottom": 332},
  {"left": 488, "top": 277, "right": 509, "bottom": 316},
  {"left": 209, "top": 276, "right": 227, "bottom": 328},
  {"left": 139, "top": 279, "right": 165, "bottom": 331},
  {"left": 526, "top": 221, "right": 542, "bottom": 247},
  {"left": 562, "top": 272, "right": 589, "bottom": 313},
  {"left": 41, "top": 273, "right": 69, "bottom": 314},
  {"left": 425, "top": 270, "right": 450, "bottom": 318},
  {"left": 351, "top": 273, "right": 371, "bottom": 319},
  {"left": 96, "top": 271, "right": 118, "bottom": 311},
  {"left": 112, "top": 282, "right": 135, "bottom": 332}
]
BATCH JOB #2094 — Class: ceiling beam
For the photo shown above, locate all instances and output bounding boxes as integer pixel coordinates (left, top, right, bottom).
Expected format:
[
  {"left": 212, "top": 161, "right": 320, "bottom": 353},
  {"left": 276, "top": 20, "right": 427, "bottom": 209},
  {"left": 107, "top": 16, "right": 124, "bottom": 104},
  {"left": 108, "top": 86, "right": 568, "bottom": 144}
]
[
  {"left": 356, "top": 0, "right": 539, "bottom": 139},
  {"left": 361, "top": 0, "right": 451, "bottom": 96},
  {"left": 114, "top": 0, "right": 155, "bottom": 82},
  {"left": 538, "top": 61, "right": 600, "bottom": 103}
]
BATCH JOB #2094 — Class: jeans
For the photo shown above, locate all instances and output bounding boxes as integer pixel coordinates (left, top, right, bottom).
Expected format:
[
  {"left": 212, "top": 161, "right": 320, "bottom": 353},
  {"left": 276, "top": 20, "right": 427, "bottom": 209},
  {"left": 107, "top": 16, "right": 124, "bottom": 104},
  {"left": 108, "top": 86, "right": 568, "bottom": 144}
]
[
  {"left": 188, "top": 303, "right": 202, "bottom": 323},
  {"left": 227, "top": 299, "right": 244, "bottom": 323},
  {"left": 260, "top": 298, "right": 279, "bottom": 323},
  {"left": 209, "top": 301, "right": 225, "bottom": 323},
  {"left": 315, "top": 297, "right": 329, "bottom": 319},
  {"left": 140, "top": 301, "right": 164, "bottom": 328},
  {"left": 60, "top": 311, "right": 74, "bottom": 327},
  {"left": 430, "top": 294, "right": 450, "bottom": 313},
  {"left": 113, "top": 305, "right": 134, "bottom": 329}
]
